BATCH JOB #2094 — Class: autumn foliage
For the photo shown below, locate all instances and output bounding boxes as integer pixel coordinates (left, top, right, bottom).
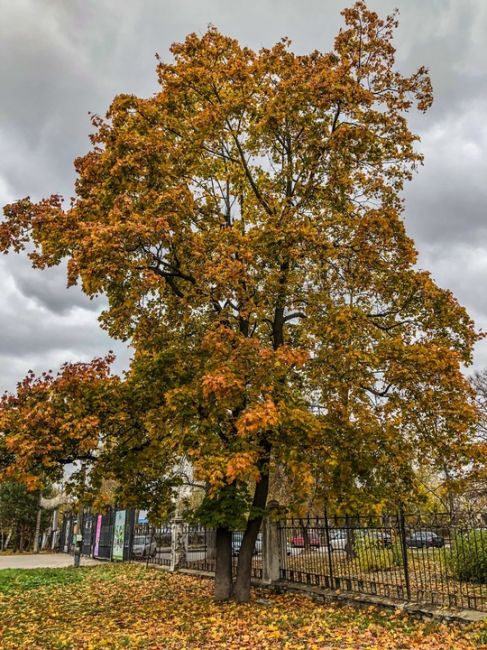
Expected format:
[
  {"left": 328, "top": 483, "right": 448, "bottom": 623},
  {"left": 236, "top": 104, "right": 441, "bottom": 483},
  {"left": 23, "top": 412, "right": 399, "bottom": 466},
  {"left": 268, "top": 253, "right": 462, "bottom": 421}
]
[
  {"left": 0, "top": 565, "right": 485, "bottom": 649},
  {"left": 0, "top": 2, "right": 481, "bottom": 601}
]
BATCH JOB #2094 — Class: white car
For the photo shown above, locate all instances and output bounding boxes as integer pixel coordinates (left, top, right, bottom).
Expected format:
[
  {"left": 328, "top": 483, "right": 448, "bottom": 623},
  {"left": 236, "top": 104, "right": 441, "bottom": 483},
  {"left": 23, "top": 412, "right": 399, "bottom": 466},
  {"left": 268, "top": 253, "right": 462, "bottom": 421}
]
[
  {"left": 132, "top": 535, "right": 157, "bottom": 558},
  {"left": 328, "top": 530, "right": 348, "bottom": 551}
]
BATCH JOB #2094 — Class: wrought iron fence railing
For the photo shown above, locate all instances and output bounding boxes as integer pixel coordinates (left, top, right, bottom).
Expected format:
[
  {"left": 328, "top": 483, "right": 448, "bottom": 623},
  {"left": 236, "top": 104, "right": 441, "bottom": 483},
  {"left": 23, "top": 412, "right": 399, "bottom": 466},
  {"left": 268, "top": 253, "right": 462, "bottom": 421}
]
[
  {"left": 178, "top": 526, "right": 263, "bottom": 578},
  {"left": 279, "top": 513, "right": 487, "bottom": 612},
  {"left": 58, "top": 507, "right": 487, "bottom": 613},
  {"left": 131, "top": 523, "right": 172, "bottom": 567}
]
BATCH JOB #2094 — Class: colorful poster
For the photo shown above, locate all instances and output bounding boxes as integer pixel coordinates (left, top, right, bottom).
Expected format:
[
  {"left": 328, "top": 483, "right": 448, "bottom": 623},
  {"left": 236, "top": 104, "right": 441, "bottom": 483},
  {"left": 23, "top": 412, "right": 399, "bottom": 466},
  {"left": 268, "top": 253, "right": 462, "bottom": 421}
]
[
  {"left": 137, "top": 510, "right": 148, "bottom": 524},
  {"left": 112, "top": 510, "right": 126, "bottom": 561},
  {"left": 93, "top": 514, "right": 102, "bottom": 558}
]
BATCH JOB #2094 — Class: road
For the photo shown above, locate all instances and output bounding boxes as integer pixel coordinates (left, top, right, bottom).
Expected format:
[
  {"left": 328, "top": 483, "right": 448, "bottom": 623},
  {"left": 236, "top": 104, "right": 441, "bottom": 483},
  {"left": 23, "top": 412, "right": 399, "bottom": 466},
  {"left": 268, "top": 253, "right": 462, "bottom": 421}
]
[{"left": 0, "top": 553, "right": 102, "bottom": 570}]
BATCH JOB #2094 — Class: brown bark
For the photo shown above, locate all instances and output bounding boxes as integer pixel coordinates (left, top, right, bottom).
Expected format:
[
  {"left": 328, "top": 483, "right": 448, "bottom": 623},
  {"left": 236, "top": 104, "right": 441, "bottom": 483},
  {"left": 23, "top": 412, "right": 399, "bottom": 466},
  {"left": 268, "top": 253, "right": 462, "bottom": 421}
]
[
  {"left": 214, "top": 526, "right": 233, "bottom": 601},
  {"left": 233, "top": 469, "right": 270, "bottom": 603},
  {"left": 299, "top": 517, "right": 311, "bottom": 551}
]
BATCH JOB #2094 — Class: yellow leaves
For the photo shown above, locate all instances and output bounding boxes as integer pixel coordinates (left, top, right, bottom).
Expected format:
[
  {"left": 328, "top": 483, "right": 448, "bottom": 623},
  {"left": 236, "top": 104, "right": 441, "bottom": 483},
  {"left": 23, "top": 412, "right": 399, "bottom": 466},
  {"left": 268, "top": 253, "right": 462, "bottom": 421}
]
[
  {"left": 274, "top": 346, "right": 308, "bottom": 368},
  {"left": 202, "top": 371, "right": 245, "bottom": 400},
  {"left": 1, "top": 563, "right": 482, "bottom": 649},
  {"left": 226, "top": 451, "right": 260, "bottom": 484},
  {"left": 0, "top": 2, "right": 481, "bottom": 523}
]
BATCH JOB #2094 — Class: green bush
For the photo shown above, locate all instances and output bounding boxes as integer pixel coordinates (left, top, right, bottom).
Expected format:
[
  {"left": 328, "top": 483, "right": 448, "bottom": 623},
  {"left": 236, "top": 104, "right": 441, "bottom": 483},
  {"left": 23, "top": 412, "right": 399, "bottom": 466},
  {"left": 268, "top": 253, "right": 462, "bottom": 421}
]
[
  {"left": 354, "top": 537, "right": 403, "bottom": 572},
  {"left": 448, "top": 529, "right": 487, "bottom": 584}
]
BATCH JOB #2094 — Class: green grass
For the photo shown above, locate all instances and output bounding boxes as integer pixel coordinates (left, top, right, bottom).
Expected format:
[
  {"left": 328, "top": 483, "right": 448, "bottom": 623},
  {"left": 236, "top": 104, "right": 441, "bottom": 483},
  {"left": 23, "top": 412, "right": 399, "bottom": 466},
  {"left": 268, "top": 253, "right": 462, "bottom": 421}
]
[{"left": 0, "top": 567, "right": 85, "bottom": 594}]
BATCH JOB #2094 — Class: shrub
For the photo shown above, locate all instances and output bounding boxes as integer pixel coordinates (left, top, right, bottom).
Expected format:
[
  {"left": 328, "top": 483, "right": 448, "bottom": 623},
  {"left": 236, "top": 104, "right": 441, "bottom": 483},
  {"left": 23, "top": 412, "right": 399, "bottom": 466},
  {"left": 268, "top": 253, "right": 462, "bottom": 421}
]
[
  {"left": 354, "top": 537, "right": 403, "bottom": 572},
  {"left": 448, "top": 529, "right": 487, "bottom": 584}
]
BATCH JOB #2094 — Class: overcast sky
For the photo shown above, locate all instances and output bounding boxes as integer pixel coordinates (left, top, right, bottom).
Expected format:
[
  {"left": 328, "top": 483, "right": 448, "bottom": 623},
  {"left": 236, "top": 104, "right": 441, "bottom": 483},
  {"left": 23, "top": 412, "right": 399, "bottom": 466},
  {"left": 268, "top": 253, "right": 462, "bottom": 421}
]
[{"left": 1, "top": 0, "right": 487, "bottom": 392}]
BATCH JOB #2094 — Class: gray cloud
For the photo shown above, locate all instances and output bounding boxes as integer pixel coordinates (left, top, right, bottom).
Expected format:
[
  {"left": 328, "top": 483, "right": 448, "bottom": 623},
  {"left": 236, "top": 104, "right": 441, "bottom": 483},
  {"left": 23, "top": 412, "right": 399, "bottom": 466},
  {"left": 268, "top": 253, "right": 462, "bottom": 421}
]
[{"left": 1, "top": 0, "right": 487, "bottom": 391}]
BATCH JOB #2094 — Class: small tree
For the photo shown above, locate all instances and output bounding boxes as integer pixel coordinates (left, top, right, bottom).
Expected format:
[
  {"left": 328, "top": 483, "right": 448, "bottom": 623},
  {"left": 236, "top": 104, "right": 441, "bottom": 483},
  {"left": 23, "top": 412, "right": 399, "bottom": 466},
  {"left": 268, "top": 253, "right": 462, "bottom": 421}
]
[
  {"left": 0, "top": 3, "right": 480, "bottom": 601},
  {"left": 0, "top": 482, "right": 42, "bottom": 551}
]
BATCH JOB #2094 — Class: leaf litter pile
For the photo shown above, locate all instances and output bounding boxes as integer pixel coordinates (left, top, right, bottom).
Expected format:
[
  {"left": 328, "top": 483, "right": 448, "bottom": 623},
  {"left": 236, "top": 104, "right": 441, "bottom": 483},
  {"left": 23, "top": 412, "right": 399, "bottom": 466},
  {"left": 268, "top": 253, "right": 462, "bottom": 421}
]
[{"left": 0, "top": 564, "right": 486, "bottom": 649}]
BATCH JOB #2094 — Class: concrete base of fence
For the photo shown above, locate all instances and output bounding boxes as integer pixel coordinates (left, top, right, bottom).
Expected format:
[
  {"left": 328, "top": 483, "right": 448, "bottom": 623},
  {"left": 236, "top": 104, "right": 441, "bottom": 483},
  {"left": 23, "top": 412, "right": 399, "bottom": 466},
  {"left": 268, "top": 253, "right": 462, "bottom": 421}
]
[
  {"left": 271, "top": 581, "right": 487, "bottom": 625},
  {"left": 145, "top": 563, "right": 487, "bottom": 625}
]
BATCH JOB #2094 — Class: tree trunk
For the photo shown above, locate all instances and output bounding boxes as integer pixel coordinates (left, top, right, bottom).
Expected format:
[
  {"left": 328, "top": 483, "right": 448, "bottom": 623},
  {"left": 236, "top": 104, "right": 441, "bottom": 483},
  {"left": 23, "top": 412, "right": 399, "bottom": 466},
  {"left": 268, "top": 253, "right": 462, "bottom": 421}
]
[
  {"left": 214, "top": 526, "right": 233, "bottom": 601},
  {"left": 345, "top": 515, "right": 356, "bottom": 560},
  {"left": 299, "top": 517, "right": 311, "bottom": 551},
  {"left": 233, "top": 469, "right": 270, "bottom": 603}
]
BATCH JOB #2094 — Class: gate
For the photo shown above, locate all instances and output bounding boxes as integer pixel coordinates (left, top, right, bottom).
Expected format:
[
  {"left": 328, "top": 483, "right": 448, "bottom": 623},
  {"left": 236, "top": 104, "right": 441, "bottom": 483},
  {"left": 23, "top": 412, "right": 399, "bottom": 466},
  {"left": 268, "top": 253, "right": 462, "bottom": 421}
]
[{"left": 93, "top": 509, "right": 115, "bottom": 560}]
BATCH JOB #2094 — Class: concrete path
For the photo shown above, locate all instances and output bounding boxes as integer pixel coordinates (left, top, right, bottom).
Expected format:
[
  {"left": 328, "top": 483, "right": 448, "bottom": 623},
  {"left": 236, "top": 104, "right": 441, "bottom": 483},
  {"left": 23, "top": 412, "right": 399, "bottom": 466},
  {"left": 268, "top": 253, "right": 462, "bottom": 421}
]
[{"left": 0, "top": 553, "right": 102, "bottom": 570}]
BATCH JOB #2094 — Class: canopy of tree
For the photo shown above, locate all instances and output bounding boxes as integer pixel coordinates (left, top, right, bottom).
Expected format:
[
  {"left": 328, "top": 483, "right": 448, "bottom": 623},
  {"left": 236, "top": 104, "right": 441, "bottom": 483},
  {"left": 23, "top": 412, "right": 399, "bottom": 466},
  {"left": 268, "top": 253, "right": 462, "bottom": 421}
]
[{"left": 0, "top": 2, "right": 482, "bottom": 600}]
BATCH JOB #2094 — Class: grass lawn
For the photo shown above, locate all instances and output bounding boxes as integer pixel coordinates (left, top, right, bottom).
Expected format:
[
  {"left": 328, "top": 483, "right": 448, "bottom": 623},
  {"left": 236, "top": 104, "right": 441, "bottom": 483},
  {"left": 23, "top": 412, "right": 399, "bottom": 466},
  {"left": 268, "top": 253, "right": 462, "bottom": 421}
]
[{"left": 0, "top": 564, "right": 486, "bottom": 649}]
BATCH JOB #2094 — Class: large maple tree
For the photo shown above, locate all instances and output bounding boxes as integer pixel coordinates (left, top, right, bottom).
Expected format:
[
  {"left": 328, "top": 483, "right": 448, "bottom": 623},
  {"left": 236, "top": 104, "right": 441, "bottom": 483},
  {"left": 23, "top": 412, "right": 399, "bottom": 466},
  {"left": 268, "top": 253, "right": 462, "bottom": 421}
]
[{"left": 0, "top": 2, "right": 480, "bottom": 601}]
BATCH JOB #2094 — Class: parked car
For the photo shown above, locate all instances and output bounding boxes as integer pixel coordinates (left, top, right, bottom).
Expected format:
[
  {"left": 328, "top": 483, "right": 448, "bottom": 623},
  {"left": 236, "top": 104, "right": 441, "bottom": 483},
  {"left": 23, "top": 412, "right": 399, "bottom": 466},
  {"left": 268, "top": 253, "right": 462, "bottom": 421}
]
[
  {"left": 328, "top": 530, "right": 348, "bottom": 551},
  {"left": 132, "top": 535, "right": 157, "bottom": 558},
  {"left": 290, "top": 534, "right": 320, "bottom": 549},
  {"left": 359, "top": 529, "right": 393, "bottom": 548},
  {"left": 406, "top": 531, "right": 444, "bottom": 549},
  {"left": 232, "top": 532, "right": 262, "bottom": 557},
  {"left": 326, "top": 529, "right": 393, "bottom": 551}
]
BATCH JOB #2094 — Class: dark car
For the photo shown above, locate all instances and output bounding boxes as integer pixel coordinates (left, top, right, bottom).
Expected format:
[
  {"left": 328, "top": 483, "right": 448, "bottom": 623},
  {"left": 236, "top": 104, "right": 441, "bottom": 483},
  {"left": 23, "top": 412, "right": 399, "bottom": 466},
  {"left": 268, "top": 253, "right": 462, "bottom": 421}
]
[
  {"left": 232, "top": 532, "right": 262, "bottom": 557},
  {"left": 406, "top": 531, "right": 444, "bottom": 549},
  {"left": 364, "top": 530, "right": 393, "bottom": 548}
]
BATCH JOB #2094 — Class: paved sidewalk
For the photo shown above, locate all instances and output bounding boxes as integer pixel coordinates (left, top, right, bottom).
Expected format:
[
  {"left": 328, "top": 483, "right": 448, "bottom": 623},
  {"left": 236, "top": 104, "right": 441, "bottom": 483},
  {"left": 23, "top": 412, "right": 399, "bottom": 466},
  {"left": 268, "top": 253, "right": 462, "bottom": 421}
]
[{"left": 0, "top": 553, "right": 101, "bottom": 570}]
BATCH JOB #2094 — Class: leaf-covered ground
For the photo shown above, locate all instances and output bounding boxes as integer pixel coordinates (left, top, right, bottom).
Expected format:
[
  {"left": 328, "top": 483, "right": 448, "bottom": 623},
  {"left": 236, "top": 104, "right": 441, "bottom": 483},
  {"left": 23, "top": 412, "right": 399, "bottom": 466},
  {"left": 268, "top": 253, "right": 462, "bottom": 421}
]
[{"left": 0, "top": 564, "right": 486, "bottom": 649}]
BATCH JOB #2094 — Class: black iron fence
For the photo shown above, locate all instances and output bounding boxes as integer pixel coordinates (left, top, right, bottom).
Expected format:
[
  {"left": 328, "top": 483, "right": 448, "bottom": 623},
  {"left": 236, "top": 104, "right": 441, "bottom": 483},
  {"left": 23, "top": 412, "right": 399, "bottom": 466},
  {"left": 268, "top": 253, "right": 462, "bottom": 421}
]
[
  {"left": 59, "top": 512, "right": 74, "bottom": 553},
  {"left": 58, "top": 507, "right": 135, "bottom": 561},
  {"left": 131, "top": 522, "right": 172, "bottom": 567},
  {"left": 179, "top": 526, "right": 263, "bottom": 579},
  {"left": 57, "top": 507, "right": 487, "bottom": 613},
  {"left": 279, "top": 513, "right": 487, "bottom": 612},
  {"left": 81, "top": 512, "right": 94, "bottom": 556}
]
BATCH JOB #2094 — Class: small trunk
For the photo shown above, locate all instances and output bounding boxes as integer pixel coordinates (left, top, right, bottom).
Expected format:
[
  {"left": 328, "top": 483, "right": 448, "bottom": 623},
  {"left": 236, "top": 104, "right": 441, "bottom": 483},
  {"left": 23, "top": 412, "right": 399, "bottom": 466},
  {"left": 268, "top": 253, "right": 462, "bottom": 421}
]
[
  {"left": 299, "top": 517, "right": 311, "bottom": 551},
  {"left": 234, "top": 469, "right": 270, "bottom": 603},
  {"left": 233, "top": 519, "right": 261, "bottom": 602},
  {"left": 214, "top": 526, "right": 233, "bottom": 601},
  {"left": 345, "top": 515, "right": 356, "bottom": 560}
]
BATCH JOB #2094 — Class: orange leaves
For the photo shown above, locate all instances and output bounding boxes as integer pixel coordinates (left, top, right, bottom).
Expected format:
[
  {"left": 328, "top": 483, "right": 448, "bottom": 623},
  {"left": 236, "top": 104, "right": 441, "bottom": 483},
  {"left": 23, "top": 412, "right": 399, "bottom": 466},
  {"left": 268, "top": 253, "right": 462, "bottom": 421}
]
[
  {"left": 236, "top": 400, "right": 279, "bottom": 438},
  {"left": 226, "top": 451, "right": 260, "bottom": 484},
  {"left": 0, "top": 5, "right": 481, "bottom": 522},
  {"left": 202, "top": 371, "right": 245, "bottom": 401},
  {"left": 0, "top": 356, "right": 119, "bottom": 489}
]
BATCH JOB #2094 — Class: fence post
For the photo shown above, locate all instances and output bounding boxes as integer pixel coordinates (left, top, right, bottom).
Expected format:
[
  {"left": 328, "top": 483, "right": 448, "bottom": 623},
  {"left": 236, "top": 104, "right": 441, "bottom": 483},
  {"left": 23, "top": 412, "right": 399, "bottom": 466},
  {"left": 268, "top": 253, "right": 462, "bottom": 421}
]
[
  {"left": 398, "top": 506, "right": 411, "bottom": 601},
  {"left": 170, "top": 518, "right": 186, "bottom": 571},
  {"left": 127, "top": 509, "right": 135, "bottom": 562},
  {"left": 262, "top": 501, "right": 281, "bottom": 584},
  {"left": 145, "top": 525, "right": 155, "bottom": 570},
  {"left": 324, "top": 506, "right": 334, "bottom": 589}
]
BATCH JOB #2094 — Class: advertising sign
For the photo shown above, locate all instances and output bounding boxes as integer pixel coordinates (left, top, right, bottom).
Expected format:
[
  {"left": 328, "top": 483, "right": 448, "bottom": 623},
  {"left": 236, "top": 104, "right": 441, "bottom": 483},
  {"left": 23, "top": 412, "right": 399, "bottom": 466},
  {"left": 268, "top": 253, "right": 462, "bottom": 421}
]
[
  {"left": 112, "top": 510, "right": 126, "bottom": 561},
  {"left": 137, "top": 510, "right": 149, "bottom": 525},
  {"left": 93, "top": 514, "right": 102, "bottom": 558}
]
